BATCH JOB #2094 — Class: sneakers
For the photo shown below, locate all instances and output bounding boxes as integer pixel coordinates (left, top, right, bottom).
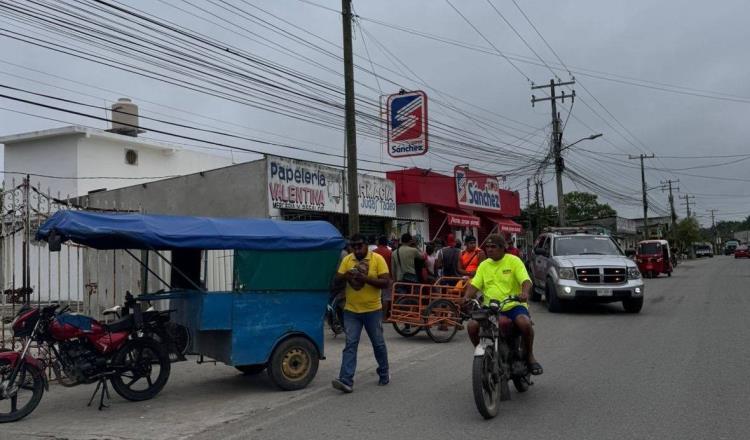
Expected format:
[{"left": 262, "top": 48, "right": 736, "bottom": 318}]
[
  {"left": 378, "top": 374, "right": 390, "bottom": 386},
  {"left": 332, "top": 378, "right": 353, "bottom": 393}
]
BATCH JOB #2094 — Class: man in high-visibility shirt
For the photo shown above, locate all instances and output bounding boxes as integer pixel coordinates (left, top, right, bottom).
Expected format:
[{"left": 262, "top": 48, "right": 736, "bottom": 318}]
[
  {"left": 332, "top": 234, "right": 391, "bottom": 393},
  {"left": 465, "top": 234, "right": 542, "bottom": 375}
]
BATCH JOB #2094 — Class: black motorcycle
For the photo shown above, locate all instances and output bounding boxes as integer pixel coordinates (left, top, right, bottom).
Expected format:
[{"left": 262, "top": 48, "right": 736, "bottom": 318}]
[
  {"left": 470, "top": 297, "right": 533, "bottom": 419},
  {"left": 325, "top": 293, "right": 345, "bottom": 336}
]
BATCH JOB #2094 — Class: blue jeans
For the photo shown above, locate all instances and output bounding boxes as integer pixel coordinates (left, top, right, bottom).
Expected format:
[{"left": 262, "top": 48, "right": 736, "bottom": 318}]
[{"left": 338, "top": 309, "right": 389, "bottom": 386}]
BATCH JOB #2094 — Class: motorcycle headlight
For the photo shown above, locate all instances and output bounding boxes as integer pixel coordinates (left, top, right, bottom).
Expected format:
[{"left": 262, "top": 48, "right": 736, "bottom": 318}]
[
  {"left": 628, "top": 267, "right": 641, "bottom": 279},
  {"left": 558, "top": 267, "right": 575, "bottom": 280}
]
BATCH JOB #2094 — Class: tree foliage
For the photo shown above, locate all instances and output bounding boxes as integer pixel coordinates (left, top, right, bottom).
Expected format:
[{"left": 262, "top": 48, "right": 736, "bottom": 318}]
[
  {"left": 563, "top": 191, "right": 617, "bottom": 223},
  {"left": 518, "top": 203, "right": 559, "bottom": 235},
  {"left": 675, "top": 217, "right": 701, "bottom": 250}
]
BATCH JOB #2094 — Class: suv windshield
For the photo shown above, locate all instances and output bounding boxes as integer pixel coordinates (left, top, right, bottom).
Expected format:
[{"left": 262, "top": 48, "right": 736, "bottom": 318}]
[
  {"left": 553, "top": 236, "right": 622, "bottom": 256},
  {"left": 638, "top": 242, "right": 661, "bottom": 255}
]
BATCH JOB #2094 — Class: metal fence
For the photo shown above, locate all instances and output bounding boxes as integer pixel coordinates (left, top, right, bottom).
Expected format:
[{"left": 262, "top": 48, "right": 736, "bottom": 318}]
[
  {"left": 1, "top": 177, "right": 236, "bottom": 348},
  {"left": 1, "top": 177, "right": 84, "bottom": 346}
]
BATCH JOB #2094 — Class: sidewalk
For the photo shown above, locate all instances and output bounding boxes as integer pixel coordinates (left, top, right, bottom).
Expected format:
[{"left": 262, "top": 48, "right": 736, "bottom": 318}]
[{"left": 6, "top": 326, "right": 466, "bottom": 440}]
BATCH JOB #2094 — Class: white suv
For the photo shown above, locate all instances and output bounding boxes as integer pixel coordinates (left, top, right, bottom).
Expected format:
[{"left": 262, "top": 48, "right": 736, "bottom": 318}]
[{"left": 528, "top": 230, "right": 645, "bottom": 313}]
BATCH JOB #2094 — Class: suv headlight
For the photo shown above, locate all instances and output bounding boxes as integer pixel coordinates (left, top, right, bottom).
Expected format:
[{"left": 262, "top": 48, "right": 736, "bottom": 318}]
[
  {"left": 627, "top": 267, "right": 641, "bottom": 279},
  {"left": 558, "top": 267, "right": 575, "bottom": 280}
]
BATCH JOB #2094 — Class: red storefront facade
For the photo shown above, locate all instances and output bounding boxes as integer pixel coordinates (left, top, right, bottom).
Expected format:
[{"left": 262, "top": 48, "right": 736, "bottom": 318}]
[{"left": 386, "top": 167, "right": 522, "bottom": 245}]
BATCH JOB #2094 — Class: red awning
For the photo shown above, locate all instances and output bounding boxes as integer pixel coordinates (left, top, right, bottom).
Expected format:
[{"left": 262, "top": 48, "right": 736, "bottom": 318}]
[
  {"left": 486, "top": 216, "right": 523, "bottom": 233},
  {"left": 437, "top": 209, "right": 481, "bottom": 228}
]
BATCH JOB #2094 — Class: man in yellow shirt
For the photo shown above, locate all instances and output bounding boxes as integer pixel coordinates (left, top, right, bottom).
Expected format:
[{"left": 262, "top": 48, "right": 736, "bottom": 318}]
[
  {"left": 332, "top": 234, "right": 391, "bottom": 393},
  {"left": 465, "top": 234, "right": 542, "bottom": 375}
]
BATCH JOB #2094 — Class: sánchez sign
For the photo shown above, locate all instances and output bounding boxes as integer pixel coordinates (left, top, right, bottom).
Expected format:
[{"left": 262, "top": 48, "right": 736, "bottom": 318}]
[
  {"left": 386, "top": 90, "right": 428, "bottom": 158},
  {"left": 454, "top": 166, "right": 502, "bottom": 213}
]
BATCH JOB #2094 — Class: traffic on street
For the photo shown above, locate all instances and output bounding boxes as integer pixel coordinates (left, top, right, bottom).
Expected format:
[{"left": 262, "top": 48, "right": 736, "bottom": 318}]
[
  {"left": 3, "top": 256, "right": 748, "bottom": 440},
  {"left": 2, "top": 1, "right": 749, "bottom": 439}
]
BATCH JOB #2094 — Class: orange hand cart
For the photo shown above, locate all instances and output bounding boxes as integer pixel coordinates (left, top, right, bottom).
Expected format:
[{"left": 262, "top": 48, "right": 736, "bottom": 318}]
[{"left": 387, "top": 277, "right": 471, "bottom": 343}]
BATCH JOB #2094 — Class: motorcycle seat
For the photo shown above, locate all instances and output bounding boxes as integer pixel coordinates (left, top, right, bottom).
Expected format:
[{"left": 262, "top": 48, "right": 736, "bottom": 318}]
[{"left": 103, "top": 315, "right": 134, "bottom": 333}]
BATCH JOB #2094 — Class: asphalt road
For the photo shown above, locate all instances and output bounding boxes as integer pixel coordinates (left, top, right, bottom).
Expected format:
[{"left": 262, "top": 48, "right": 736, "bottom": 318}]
[{"left": 187, "top": 256, "right": 750, "bottom": 440}]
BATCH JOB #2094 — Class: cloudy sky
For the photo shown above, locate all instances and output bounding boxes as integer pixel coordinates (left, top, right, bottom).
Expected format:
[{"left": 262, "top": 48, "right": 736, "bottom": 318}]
[{"left": 1, "top": 0, "right": 749, "bottom": 226}]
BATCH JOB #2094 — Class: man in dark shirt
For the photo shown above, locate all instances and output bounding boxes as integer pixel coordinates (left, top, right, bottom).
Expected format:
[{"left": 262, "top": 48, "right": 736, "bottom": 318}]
[{"left": 436, "top": 234, "right": 461, "bottom": 281}]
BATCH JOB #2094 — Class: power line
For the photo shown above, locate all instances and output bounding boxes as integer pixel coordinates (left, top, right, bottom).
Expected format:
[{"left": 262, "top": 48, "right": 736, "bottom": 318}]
[{"left": 444, "top": 0, "right": 532, "bottom": 84}]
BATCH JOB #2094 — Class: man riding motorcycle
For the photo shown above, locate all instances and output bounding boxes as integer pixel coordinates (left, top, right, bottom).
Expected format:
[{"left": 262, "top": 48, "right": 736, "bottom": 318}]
[{"left": 464, "top": 234, "right": 543, "bottom": 376}]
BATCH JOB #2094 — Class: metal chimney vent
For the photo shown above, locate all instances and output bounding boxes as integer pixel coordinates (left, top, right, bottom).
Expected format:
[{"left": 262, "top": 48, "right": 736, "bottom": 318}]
[{"left": 107, "top": 98, "right": 145, "bottom": 137}]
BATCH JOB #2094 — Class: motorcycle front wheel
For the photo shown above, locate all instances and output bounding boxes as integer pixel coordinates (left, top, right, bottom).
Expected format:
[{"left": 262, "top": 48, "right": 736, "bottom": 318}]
[
  {"left": 472, "top": 347, "right": 499, "bottom": 419},
  {"left": 110, "top": 338, "right": 171, "bottom": 402},
  {"left": 0, "top": 359, "right": 45, "bottom": 423}
]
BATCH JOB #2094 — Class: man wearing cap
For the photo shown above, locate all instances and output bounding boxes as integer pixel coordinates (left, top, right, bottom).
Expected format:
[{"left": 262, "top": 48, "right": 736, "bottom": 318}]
[
  {"left": 464, "top": 234, "right": 542, "bottom": 375},
  {"left": 332, "top": 234, "right": 392, "bottom": 393}
]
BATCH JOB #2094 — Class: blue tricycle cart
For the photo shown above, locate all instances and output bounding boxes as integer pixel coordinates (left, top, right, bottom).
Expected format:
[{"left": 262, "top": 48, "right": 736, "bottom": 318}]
[{"left": 37, "top": 211, "right": 345, "bottom": 391}]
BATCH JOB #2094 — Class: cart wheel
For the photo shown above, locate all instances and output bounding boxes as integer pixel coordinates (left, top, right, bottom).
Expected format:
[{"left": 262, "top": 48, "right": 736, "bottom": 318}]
[
  {"left": 425, "top": 299, "right": 460, "bottom": 343},
  {"left": 235, "top": 364, "right": 266, "bottom": 375},
  {"left": 391, "top": 296, "right": 422, "bottom": 338},
  {"left": 268, "top": 337, "right": 318, "bottom": 391}
]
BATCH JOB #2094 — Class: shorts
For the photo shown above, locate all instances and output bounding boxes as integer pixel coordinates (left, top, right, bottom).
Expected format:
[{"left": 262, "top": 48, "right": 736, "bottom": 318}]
[{"left": 501, "top": 306, "right": 530, "bottom": 321}]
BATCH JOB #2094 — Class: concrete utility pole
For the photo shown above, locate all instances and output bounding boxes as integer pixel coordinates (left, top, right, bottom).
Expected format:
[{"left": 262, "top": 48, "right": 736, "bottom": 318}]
[
  {"left": 680, "top": 194, "right": 695, "bottom": 218},
  {"left": 342, "top": 0, "right": 359, "bottom": 235},
  {"left": 532, "top": 79, "right": 575, "bottom": 226},
  {"left": 629, "top": 154, "right": 655, "bottom": 239},
  {"left": 661, "top": 179, "right": 679, "bottom": 239},
  {"left": 707, "top": 209, "right": 718, "bottom": 247}
]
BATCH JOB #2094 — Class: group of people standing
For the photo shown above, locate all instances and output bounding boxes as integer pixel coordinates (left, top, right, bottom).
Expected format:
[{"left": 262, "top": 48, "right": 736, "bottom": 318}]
[{"left": 331, "top": 231, "right": 530, "bottom": 394}]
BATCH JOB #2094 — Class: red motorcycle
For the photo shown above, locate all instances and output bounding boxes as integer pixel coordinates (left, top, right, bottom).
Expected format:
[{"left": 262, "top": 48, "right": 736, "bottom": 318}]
[{"left": 0, "top": 298, "right": 180, "bottom": 422}]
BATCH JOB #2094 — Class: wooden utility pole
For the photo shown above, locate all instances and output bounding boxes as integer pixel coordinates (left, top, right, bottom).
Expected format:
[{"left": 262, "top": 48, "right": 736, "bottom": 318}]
[
  {"left": 534, "top": 179, "right": 541, "bottom": 235},
  {"left": 526, "top": 178, "right": 531, "bottom": 209},
  {"left": 629, "top": 154, "right": 655, "bottom": 239},
  {"left": 342, "top": 0, "right": 359, "bottom": 235},
  {"left": 532, "top": 79, "right": 575, "bottom": 226}
]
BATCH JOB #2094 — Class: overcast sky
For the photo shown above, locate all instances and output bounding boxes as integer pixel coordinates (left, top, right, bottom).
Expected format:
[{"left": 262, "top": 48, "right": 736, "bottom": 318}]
[{"left": 1, "top": 0, "right": 749, "bottom": 226}]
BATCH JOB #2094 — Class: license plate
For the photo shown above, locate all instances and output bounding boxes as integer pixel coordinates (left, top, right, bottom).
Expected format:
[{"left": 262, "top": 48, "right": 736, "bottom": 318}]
[{"left": 597, "top": 288, "right": 612, "bottom": 296}]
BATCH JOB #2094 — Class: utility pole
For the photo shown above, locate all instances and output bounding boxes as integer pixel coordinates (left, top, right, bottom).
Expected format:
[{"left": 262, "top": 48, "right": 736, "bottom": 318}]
[
  {"left": 526, "top": 178, "right": 531, "bottom": 209},
  {"left": 707, "top": 209, "right": 718, "bottom": 248},
  {"left": 661, "top": 179, "right": 679, "bottom": 239},
  {"left": 534, "top": 179, "right": 541, "bottom": 236},
  {"left": 680, "top": 194, "right": 695, "bottom": 218},
  {"left": 532, "top": 79, "right": 575, "bottom": 226},
  {"left": 629, "top": 154, "right": 655, "bottom": 239},
  {"left": 342, "top": 0, "right": 359, "bottom": 235}
]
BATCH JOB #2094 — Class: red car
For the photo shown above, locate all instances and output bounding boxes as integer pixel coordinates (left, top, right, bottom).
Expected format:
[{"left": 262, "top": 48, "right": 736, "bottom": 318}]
[{"left": 734, "top": 245, "right": 750, "bottom": 258}]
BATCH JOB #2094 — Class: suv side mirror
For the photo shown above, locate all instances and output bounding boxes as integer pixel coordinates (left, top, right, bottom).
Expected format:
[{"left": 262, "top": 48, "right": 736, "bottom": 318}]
[{"left": 534, "top": 247, "right": 548, "bottom": 257}]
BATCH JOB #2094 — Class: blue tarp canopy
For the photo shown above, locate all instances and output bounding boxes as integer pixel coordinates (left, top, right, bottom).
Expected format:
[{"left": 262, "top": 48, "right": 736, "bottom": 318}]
[{"left": 36, "top": 211, "right": 345, "bottom": 251}]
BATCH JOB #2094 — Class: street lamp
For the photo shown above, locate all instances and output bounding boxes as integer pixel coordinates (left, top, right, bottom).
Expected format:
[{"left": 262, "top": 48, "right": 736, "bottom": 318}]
[
  {"left": 555, "top": 133, "right": 603, "bottom": 227},
  {"left": 560, "top": 133, "right": 603, "bottom": 152}
]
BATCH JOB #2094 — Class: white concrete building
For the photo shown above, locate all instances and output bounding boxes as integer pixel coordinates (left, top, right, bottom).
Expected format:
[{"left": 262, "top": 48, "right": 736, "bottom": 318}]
[
  {"left": 0, "top": 102, "right": 236, "bottom": 313},
  {"left": 1, "top": 125, "right": 233, "bottom": 198}
]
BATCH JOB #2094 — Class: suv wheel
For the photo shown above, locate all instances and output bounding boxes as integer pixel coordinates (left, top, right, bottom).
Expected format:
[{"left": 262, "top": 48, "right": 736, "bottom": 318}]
[
  {"left": 546, "top": 279, "right": 563, "bottom": 313},
  {"left": 622, "top": 297, "right": 643, "bottom": 313}
]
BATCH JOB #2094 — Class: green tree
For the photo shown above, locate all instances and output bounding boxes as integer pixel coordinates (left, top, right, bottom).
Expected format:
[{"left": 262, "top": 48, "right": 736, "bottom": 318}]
[
  {"left": 518, "top": 203, "right": 559, "bottom": 235},
  {"left": 675, "top": 217, "right": 701, "bottom": 252},
  {"left": 563, "top": 191, "right": 617, "bottom": 223}
]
